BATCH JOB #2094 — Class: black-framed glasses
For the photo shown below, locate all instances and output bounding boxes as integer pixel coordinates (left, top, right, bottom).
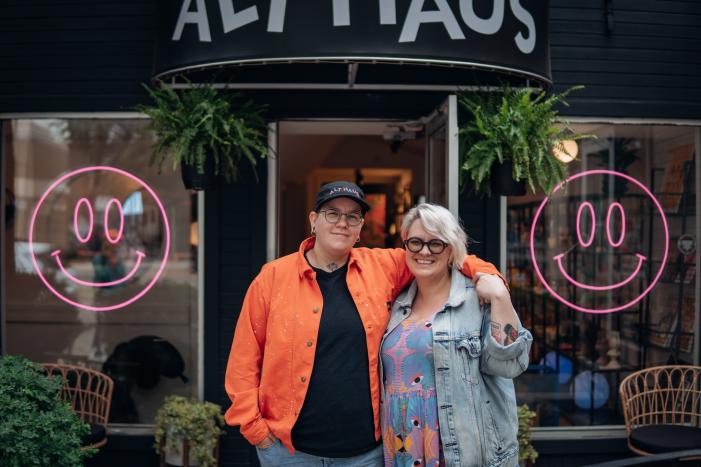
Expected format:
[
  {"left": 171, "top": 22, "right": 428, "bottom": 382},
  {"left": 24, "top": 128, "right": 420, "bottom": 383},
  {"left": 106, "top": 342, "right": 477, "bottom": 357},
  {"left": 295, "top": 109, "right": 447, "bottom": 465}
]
[
  {"left": 404, "top": 237, "right": 448, "bottom": 254},
  {"left": 319, "top": 209, "right": 364, "bottom": 226}
]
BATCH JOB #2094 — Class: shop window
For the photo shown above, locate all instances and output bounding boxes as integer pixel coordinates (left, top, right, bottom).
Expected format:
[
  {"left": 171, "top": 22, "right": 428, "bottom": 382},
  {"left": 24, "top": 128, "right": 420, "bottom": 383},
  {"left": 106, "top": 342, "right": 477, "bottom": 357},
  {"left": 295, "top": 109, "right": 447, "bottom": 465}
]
[
  {"left": 509, "top": 124, "right": 699, "bottom": 427},
  {"left": 1, "top": 119, "right": 198, "bottom": 425}
]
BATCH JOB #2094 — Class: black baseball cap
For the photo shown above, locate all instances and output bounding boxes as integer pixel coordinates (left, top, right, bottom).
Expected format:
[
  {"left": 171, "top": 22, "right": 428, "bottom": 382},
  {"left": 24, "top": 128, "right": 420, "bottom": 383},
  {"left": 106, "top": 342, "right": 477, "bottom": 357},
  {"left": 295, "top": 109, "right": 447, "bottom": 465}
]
[{"left": 314, "top": 181, "right": 371, "bottom": 214}]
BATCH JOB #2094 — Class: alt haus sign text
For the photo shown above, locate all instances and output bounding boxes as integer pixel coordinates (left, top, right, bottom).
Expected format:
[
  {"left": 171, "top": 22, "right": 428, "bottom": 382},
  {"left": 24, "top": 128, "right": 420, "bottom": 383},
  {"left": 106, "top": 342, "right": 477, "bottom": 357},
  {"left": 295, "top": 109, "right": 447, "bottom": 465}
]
[{"left": 155, "top": 0, "right": 550, "bottom": 83}]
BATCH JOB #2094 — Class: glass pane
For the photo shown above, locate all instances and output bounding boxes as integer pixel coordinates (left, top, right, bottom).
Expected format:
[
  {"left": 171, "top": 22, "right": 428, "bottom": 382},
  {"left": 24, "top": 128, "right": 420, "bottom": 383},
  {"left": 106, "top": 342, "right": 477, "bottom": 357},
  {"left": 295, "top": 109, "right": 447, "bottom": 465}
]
[
  {"left": 427, "top": 124, "right": 447, "bottom": 206},
  {"left": 508, "top": 124, "right": 698, "bottom": 427},
  {"left": 3, "top": 119, "right": 198, "bottom": 424}
]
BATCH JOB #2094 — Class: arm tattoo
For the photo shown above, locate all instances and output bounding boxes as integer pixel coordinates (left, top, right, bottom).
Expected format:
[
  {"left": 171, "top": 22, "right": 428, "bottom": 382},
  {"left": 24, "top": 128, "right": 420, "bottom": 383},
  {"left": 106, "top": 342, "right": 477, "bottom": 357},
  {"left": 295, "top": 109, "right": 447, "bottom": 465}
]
[
  {"left": 327, "top": 262, "right": 339, "bottom": 271},
  {"left": 503, "top": 323, "right": 518, "bottom": 345},
  {"left": 490, "top": 321, "right": 504, "bottom": 344}
]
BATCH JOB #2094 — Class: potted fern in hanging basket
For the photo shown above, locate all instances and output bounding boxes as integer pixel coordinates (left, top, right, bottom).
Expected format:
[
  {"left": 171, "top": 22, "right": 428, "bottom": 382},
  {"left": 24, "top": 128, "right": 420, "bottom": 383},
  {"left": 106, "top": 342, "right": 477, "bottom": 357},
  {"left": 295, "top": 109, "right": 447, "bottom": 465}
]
[
  {"left": 137, "top": 80, "right": 268, "bottom": 190},
  {"left": 458, "top": 85, "right": 589, "bottom": 196}
]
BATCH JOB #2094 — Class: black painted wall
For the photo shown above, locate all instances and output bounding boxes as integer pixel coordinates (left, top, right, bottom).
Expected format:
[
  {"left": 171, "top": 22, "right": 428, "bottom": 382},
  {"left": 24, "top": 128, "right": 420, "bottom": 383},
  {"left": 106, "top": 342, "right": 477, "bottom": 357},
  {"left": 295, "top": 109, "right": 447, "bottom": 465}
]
[
  {"left": 204, "top": 167, "right": 267, "bottom": 466},
  {"left": 1, "top": 1, "right": 700, "bottom": 465},
  {"left": 1, "top": 0, "right": 701, "bottom": 118},
  {"left": 550, "top": 0, "right": 701, "bottom": 119}
]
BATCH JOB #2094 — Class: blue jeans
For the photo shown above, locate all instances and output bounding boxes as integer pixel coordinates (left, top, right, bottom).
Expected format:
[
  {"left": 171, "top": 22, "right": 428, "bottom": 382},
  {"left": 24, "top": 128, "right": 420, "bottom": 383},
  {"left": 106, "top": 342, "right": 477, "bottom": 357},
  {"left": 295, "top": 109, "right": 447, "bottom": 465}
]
[{"left": 256, "top": 440, "right": 383, "bottom": 467}]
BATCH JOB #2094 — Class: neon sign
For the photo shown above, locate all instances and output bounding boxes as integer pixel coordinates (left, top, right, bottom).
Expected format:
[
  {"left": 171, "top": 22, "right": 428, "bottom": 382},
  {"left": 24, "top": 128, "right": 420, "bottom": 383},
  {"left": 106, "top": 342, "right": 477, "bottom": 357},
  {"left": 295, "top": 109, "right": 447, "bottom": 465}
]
[
  {"left": 29, "top": 166, "right": 170, "bottom": 312},
  {"left": 530, "top": 169, "right": 669, "bottom": 314}
]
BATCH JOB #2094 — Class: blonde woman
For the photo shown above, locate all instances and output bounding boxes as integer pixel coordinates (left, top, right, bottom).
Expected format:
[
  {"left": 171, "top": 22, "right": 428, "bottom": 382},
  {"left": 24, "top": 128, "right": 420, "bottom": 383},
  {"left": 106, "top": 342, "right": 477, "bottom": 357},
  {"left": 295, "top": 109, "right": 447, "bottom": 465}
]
[{"left": 381, "top": 203, "right": 532, "bottom": 467}]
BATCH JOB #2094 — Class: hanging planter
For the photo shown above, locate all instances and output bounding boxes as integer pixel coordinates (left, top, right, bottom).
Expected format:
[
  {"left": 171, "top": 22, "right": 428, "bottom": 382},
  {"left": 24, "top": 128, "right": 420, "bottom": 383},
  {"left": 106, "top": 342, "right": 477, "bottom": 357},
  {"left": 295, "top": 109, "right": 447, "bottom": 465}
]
[
  {"left": 137, "top": 79, "right": 268, "bottom": 191},
  {"left": 490, "top": 158, "right": 527, "bottom": 196},
  {"left": 180, "top": 158, "right": 217, "bottom": 191},
  {"left": 458, "top": 85, "right": 592, "bottom": 197}
]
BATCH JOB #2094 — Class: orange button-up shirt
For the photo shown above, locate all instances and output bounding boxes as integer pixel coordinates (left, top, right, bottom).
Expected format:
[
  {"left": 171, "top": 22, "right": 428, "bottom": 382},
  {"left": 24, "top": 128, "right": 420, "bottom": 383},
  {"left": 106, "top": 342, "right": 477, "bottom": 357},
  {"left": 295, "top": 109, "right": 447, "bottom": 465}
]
[{"left": 224, "top": 237, "right": 503, "bottom": 453}]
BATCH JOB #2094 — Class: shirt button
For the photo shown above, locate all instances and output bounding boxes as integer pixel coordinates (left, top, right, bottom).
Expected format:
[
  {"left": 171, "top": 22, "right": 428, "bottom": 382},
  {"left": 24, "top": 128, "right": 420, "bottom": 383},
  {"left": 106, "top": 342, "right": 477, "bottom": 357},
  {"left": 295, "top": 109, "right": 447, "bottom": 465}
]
[
  {"left": 312, "top": 307, "right": 320, "bottom": 313},
  {"left": 367, "top": 325, "right": 373, "bottom": 330},
  {"left": 300, "top": 376, "right": 307, "bottom": 383},
  {"left": 307, "top": 340, "right": 313, "bottom": 347}
]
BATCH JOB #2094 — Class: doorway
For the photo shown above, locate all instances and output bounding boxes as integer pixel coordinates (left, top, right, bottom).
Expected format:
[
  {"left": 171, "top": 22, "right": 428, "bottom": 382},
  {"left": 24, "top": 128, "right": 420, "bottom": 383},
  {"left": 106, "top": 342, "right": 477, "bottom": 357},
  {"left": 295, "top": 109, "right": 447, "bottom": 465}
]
[{"left": 273, "top": 113, "right": 456, "bottom": 257}]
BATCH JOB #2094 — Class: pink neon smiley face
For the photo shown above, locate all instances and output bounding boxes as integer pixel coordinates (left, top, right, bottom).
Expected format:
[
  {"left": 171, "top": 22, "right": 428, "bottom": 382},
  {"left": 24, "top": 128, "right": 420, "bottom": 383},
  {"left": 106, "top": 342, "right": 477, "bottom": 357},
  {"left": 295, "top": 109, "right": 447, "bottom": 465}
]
[
  {"left": 29, "top": 166, "right": 170, "bottom": 312},
  {"left": 51, "top": 196, "right": 146, "bottom": 288},
  {"left": 530, "top": 170, "right": 668, "bottom": 314}
]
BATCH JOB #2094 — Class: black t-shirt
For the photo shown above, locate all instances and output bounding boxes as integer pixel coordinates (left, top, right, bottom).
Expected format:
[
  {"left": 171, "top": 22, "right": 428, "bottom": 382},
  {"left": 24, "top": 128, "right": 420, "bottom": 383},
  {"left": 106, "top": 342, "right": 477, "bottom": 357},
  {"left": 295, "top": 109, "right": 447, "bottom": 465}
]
[{"left": 291, "top": 261, "right": 378, "bottom": 457}]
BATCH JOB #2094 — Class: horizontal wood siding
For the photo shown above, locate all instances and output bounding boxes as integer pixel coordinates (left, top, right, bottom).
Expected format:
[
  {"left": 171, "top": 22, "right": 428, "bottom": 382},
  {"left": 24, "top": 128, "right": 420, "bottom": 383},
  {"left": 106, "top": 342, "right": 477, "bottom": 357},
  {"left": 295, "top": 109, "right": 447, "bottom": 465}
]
[
  {"left": 204, "top": 165, "right": 267, "bottom": 466},
  {"left": 0, "top": 0, "right": 156, "bottom": 113},
  {"left": 1, "top": 1, "right": 700, "bottom": 118},
  {"left": 550, "top": 0, "right": 701, "bottom": 118}
]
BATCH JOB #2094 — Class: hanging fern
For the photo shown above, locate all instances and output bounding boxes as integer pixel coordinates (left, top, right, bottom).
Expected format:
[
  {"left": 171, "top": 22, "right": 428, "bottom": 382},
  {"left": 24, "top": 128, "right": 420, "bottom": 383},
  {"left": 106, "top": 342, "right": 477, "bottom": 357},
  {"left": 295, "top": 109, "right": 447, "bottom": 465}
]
[
  {"left": 458, "top": 85, "right": 591, "bottom": 195},
  {"left": 136, "top": 79, "right": 268, "bottom": 183}
]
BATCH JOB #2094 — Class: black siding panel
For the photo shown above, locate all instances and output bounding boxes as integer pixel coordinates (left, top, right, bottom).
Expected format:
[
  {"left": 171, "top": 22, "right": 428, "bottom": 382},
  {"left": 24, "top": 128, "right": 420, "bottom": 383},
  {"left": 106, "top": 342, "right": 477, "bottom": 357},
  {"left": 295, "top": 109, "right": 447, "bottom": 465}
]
[
  {"left": 550, "top": 0, "right": 701, "bottom": 118},
  {"left": 0, "top": 0, "right": 157, "bottom": 113},
  {"left": 1, "top": 1, "right": 701, "bottom": 118},
  {"left": 204, "top": 163, "right": 267, "bottom": 467}
]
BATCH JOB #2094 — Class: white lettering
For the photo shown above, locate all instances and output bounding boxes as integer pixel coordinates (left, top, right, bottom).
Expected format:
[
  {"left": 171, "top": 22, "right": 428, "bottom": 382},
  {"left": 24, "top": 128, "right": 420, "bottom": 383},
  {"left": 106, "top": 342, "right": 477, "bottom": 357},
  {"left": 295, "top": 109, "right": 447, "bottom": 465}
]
[
  {"left": 459, "top": 0, "right": 504, "bottom": 35},
  {"left": 172, "top": 0, "right": 211, "bottom": 42},
  {"left": 219, "top": 0, "right": 259, "bottom": 34},
  {"left": 399, "top": 0, "right": 465, "bottom": 43},
  {"left": 510, "top": 0, "right": 535, "bottom": 53},
  {"left": 379, "top": 0, "right": 397, "bottom": 25},
  {"left": 268, "top": 0, "right": 287, "bottom": 32},
  {"left": 333, "top": 0, "right": 351, "bottom": 26}
]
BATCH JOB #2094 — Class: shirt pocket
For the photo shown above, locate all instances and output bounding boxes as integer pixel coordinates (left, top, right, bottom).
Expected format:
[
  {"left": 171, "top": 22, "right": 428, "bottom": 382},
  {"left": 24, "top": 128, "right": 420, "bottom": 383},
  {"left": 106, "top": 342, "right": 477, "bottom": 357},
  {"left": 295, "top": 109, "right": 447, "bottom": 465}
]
[{"left": 457, "top": 333, "right": 482, "bottom": 385}]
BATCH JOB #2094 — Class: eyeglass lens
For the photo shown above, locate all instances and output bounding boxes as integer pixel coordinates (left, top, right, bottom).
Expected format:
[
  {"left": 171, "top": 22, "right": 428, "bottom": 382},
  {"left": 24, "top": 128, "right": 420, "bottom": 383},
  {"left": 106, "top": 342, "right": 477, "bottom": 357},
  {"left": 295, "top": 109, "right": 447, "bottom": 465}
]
[
  {"left": 322, "top": 209, "right": 363, "bottom": 226},
  {"left": 405, "top": 238, "right": 447, "bottom": 254}
]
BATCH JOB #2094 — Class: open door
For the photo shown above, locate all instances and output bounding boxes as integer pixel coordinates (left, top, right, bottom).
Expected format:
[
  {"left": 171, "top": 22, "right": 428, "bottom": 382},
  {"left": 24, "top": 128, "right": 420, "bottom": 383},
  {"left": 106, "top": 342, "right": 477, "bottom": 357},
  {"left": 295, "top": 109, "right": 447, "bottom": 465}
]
[{"left": 424, "top": 95, "right": 459, "bottom": 217}]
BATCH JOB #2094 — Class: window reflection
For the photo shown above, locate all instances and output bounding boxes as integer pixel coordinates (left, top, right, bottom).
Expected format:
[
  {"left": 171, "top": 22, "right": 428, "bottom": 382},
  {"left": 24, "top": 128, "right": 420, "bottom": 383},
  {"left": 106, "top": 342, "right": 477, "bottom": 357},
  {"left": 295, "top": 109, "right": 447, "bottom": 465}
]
[
  {"left": 509, "top": 124, "right": 698, "bottom": 427},
  {"left": 3, "top": 119, "right": 198, "bottom": 424}
]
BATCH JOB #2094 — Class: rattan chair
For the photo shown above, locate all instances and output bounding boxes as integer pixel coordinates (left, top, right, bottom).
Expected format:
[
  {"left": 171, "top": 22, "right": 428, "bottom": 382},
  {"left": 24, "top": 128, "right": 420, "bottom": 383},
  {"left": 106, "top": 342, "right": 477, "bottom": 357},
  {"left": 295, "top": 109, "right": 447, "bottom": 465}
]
[
  {"left": 43, "top": 363, "right": 114, "bottom": 450},
  {"left": 619, "top": 365, "right": 701, "bottom": 456}
]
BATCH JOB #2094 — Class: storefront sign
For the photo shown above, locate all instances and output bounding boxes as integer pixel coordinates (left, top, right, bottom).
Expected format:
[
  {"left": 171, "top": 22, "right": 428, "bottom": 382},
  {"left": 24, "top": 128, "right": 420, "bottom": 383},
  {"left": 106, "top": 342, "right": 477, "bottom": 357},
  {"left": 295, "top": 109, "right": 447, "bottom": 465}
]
[
  {"left": 530, "top": 170, "right": 669, "bottom": 314},
  {"left": 29, "top": 167, "right": 170, "bottom": 312},
  {"left": 155, "top": 0, "right": 550, "bottom": 83}
]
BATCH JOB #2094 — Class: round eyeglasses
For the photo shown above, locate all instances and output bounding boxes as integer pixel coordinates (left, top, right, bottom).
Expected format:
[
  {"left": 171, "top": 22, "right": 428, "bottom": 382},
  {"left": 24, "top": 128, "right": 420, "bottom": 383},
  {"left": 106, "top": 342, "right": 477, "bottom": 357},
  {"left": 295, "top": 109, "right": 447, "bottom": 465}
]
[
  {"left": 404, "top": 237, "right": 448, "bottom": 254},
  {"left": 319, "top": 209, "right": 364, "bottom": 227}
]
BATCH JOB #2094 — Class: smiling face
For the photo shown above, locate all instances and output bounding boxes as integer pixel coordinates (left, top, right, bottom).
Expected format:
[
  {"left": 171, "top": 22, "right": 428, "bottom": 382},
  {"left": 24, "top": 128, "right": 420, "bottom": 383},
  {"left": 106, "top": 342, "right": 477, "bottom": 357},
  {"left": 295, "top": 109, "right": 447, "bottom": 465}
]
[
  {"left": 29, "top": 167, "right": 170, "bottom": 312},
  {"left": 309, "top": 197, "right": 364, "bottom": 256},
  {"left": 553, "top": 200, "right": 647, "bottom": 291},
  {"left": 530, "top": 170, "right": 668, "bottom": 314},
  {"left": 51, "top": 197, "right": 147, "bottom": 288},
  {"left": 404, "top": 220, "right": 452, "bottom": 281}
]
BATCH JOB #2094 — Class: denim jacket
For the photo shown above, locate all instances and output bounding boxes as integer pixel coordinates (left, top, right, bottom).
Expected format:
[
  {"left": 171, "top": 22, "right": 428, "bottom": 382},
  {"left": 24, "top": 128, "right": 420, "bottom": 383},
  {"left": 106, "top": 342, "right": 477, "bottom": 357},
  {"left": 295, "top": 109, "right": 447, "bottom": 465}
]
[{"left": 380, "top": 272, "right": 533, "bottom": 467}]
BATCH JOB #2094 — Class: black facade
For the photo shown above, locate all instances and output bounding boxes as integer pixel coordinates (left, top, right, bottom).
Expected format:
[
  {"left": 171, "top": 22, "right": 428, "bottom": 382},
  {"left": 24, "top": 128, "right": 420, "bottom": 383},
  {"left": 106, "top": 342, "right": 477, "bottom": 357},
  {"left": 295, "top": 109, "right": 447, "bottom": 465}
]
[
  {"left": 2, "top": 1, "right": 700, "bottom": 118},
  {"left": 2, "top": 1, "right": 701, "bottom": 466}
]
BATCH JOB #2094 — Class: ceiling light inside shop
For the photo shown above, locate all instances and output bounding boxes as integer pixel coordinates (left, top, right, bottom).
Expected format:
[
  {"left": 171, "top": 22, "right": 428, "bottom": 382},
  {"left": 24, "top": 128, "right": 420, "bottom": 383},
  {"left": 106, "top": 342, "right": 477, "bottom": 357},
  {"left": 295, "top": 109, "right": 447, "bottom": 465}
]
[{"left": 553, "top": 140, "right": 578, "bottom": 164}]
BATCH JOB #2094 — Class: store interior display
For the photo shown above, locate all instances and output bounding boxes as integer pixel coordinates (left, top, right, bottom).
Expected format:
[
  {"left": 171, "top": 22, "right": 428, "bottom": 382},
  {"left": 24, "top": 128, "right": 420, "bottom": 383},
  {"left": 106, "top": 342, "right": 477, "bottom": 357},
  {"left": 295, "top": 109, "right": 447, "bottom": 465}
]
[{"left": 509, "top": 128, "right": 698, "bottom": 427}]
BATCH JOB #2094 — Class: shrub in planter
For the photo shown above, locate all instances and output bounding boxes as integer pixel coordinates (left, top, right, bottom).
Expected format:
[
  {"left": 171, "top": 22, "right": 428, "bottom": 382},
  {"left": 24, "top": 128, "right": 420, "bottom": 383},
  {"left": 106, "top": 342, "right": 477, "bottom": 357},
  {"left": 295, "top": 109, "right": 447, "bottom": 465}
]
[
  {"left": 459, "top": 85, "right": 590, "bottom": 196},
  {"left": 154, "top": 395, "right": 225, "bottom": 467},
  {"left": 0, "top": 355, "right": 94, "bottom": 467},
  {"left": 518, "top": 404, "right": 538, "bottom": 466},
  {"left": 137, "top": 80, "right": 268, "bottom": 190}
]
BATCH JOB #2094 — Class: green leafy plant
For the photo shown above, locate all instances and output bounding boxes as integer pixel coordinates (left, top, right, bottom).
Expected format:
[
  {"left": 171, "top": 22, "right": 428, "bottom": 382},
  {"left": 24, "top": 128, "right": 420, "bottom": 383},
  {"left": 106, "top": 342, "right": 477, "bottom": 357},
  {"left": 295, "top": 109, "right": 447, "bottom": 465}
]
[
  {"left": 137, "top": 79, "right": 268, "bottom": 184},
  {"left": 459, "top": 85, "right": 590, "bottom": 195},
  {"left": 517, "top": 404, "right": 538, "bottom": 465},
  {"left": 0, "top": 355, "right": 95, "bottom": 467},
  {"left": 154, "top": 395, "right": 225, "bottom": 467}
]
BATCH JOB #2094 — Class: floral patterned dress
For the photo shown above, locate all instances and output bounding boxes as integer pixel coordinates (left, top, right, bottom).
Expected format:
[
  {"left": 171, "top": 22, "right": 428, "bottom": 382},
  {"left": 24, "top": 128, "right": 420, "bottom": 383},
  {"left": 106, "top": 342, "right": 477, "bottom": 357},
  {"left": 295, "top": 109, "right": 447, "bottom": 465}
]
[{"left": 381, "top": 316, "right": 444, "bottom": 467}]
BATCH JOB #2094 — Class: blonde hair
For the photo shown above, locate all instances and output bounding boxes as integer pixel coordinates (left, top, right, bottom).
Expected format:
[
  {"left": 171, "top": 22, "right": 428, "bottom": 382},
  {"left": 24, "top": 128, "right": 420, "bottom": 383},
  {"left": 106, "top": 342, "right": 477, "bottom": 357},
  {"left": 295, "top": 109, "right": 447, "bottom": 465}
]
[{"left": 400, "top": 203, "right": 468, "bottom": 269}]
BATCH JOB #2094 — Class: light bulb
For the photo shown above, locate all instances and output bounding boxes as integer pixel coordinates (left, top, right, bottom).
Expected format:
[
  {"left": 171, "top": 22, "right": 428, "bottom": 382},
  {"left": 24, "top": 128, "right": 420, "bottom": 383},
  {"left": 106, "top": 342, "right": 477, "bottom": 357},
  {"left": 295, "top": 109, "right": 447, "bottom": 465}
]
[{"left": 553, "top": 140, "right": 578, "bottom": 163}]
